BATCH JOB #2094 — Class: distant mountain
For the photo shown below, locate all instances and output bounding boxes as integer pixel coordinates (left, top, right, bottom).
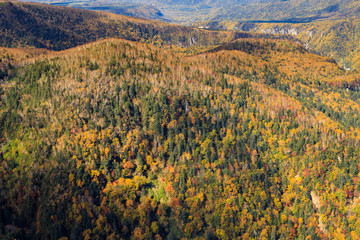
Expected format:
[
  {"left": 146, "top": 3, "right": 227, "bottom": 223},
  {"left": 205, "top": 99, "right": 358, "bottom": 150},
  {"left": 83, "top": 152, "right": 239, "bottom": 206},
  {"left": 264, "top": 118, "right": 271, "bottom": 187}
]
[
  {"left": 208, "top": 0, "right": 360, "bottom": 22},
  {"left": 0, "top": 0, "right": 230, "bottom": 50},
  {"left": 7, "top": 0, "right": 360, "bottom": 69},
  {"left": 16, "top": 0, "right": 360, "bottom": 24},
  {"left": 113, "top": 4, "right": 164, "bottom": 20},
  {"left": 49, "top": 1, "right": 167, "bottom": 21},
  {"left": 245, "top": 20, "right": 360, "bottom": 70},
  {"left": 193, "top": 17, "right": 360, "bottom": 70},
  {"left": 125, "top": 0, "right": 360, "bottom": 23},
  {"left": 18, "top": 0, "right": 360, "bottom": 24},
  {"left": 0, "top": 0, "right": 299, "bottom": 51},
  {"left": 12, "top": 0, "right": 360, "bottom": 69}
]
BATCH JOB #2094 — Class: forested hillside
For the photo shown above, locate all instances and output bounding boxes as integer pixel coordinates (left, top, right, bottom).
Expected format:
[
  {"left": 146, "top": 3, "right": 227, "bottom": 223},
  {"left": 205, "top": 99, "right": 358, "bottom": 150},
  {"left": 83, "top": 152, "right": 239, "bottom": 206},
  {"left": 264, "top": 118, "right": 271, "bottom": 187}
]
[
  {"left": 0, "top": 0, "right": 302, "bottom": 54},
  {"left": 0, "top": 0, "right": 228, "bottom": 50},
  {"left": 195, "top": 19, "right": 360, "bottom": 70},
  {"left": 1, "top": 36, "right": 360, "bottom": 239},
  {"left": 2, "top": 1, "right": 360, "bottom": 239},
  {"left": 251, "top": 20, "right": 360, "bottom": 70},
  {"left": 8, "top": 0, "right": 360, "bottom": 70},
  {"left": 205, "top": 0, "right": 360, "bottom": 23},
  {"left": 23, "top": 0, "right": 360, "bottom": 24}
]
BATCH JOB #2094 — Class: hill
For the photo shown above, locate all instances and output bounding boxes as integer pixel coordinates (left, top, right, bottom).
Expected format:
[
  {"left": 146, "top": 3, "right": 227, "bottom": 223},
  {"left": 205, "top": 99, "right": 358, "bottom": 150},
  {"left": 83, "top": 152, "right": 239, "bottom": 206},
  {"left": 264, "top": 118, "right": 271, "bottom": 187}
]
[
  {"left": 0, "top": 0, "right": 301, "bottom": 52},
  {"left": 15, "top": 0, "right": 360, "bottom": 70},
  {"left": 49, "top": 1, "right": 167, "bottom": 21},
  {"left": 2, "top": 35, "right": 360, "bottom": 239},
  {"left": 3, "top": 1, "right": 360, "bottom": 239},
  {"left": 0, "top": 0, "right": 218, "bottom": 50},
  {"left": 25, "top": 0, "right": 360, "bottom": 24},
  {"left": 247, "top": 19, "right": 360, "bottom": 70},
  {"left": 194, "top": 19, "right": 360, "bottom": 70},
  {"left": 204, "top": 0, "right": 360, "bottom": 23}
]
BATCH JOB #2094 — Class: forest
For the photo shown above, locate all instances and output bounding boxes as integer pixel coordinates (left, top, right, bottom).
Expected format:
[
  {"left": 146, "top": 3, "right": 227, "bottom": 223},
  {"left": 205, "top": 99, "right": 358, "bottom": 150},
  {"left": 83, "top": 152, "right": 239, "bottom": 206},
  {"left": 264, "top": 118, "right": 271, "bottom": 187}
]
[
  {"left": 199, "top": 19, "right": 360, "bottom": 71},
  {"left": 1, "top": 36, "right": 360, "bottom": 239},
  {"left": 2, "top": 1, "right": 360, "bottom": 239},
  {"left": 0, "top": 1, "right": 300, "bottom": 52}
]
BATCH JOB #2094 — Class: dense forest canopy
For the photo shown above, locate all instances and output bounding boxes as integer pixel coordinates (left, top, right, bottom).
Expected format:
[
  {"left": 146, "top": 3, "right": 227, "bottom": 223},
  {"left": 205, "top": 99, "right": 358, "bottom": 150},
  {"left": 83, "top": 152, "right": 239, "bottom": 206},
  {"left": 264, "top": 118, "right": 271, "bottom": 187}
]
[
  {"left": 4, "top": 0, "right": 360, "bottom": 71},
  {"left": 2, "top": 1, "right": 360, "bottom": 240},
  {"left": 1, "top": 36, "right": 360, "bottom": 239}
]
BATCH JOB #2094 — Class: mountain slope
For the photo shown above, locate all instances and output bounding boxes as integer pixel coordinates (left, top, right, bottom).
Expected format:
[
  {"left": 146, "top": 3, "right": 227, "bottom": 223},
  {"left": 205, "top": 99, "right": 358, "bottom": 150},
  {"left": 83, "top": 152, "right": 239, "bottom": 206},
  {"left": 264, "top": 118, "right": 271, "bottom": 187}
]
[
  {"left": 199, "top": 19, "right": 360, "bottom": 70},
  {"left": 14, "top": 0, "right": 360, "bottom": 70},
  {"left": 206, "top": 0, "right": 360, "bottom": 22},
  {"left": 2, "top": 36, "right": 360, "bottom": 239},
  {"left": 56, "top": 1, "right": 167, "bottom": 21},
  {"left": 22, "top": 0, "right": 360, "bottom": 24},
  {"left": 3, "top": 1, "right": 360, "bottom": 240},
  {"left": 250, "top": 19, "right": 360, "bottom": 70},
  {"left": 0, "top": 0, "right": 222, "bottom": 50},
  {"left": 35, "top": 0, "right": 360, "bottom": 23},
  {"left": 0, "top": 0, "right": 301, "bottom": 52}
]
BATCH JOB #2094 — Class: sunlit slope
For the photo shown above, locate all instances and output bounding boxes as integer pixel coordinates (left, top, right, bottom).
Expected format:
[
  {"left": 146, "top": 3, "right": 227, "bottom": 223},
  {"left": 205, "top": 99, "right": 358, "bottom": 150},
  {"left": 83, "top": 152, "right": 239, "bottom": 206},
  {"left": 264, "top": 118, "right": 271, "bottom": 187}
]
[
  {"left": 250, "top": 20, "right": 360, "bottom": 70},
  {"left": 2, "top": 37, "right": 360, "bottom": 239},
  {"left": 0, "top": 0, "right": 235, "bottom": 50},
  {"left": 0, "top": 0, "right": 295, "bottom": 52},
  {"left": 208, "top": 0, "right": 360, "bottom": 22},
  {"left": 195, "top": 19, "right": 360, "bottom": 70}
]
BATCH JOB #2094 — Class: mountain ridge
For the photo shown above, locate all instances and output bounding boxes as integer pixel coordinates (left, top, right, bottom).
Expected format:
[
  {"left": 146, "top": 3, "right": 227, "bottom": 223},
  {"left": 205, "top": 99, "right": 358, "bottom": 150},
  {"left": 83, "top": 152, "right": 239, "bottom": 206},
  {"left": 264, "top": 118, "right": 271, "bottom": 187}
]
[
  {"left": 194, "top": 18, "right": 360, "bottom": 70},
  {"left": 0, "top": 1, "right": 303, "bottom": 51},
  {"left": 25, "top": 0, "right": 360, "bottom": 24},
  {"left": 13, "top": 0, "right": 360, "bottom": 69}
]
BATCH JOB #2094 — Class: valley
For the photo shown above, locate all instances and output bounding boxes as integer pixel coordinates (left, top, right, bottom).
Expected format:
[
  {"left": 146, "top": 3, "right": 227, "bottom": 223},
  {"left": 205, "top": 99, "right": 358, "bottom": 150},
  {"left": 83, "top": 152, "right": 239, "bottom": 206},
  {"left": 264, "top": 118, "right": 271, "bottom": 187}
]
[
  {"left": 18, "top": 0, "right": 360, "bottom": 70},
  {"left": 194, "top": 19, "right": 360, "bottom": 70}
]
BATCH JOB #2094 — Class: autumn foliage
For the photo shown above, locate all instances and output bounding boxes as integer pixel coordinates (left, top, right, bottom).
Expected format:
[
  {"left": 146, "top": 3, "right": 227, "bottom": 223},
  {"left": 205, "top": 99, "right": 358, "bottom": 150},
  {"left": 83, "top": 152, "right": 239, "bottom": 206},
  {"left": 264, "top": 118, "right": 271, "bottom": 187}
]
[{"left": 1, "top": 36, "right": 360, "bottom": 240}]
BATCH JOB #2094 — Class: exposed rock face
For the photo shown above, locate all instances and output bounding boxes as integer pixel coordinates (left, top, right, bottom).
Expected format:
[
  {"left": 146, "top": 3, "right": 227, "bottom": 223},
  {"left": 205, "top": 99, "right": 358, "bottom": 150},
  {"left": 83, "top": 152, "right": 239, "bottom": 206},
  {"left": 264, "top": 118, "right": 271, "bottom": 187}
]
[
  {"left": 307, "top": 30, "right": 314, "bottom": 38},
  {"left": 310, "top": 191, "right": 321, "bottom": 209},
  {"left": 311, "top": 191, "right": 328, "bottom": 235},
  {"left": 189, "top": 36, "right": 197, "bottom": 46},
  {"left": 260, "top": 27, "right": 300, "bottom": 36}
]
